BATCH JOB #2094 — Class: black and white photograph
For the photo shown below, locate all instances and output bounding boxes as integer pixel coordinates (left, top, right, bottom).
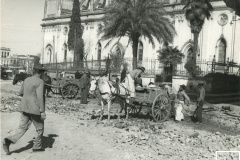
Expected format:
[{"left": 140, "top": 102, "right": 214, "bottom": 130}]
[{"left": 1, "top": 0, "right": 240, "bottom": 159}]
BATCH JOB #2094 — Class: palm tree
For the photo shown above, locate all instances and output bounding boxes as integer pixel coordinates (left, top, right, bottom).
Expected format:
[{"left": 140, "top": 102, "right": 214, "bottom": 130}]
[
  {"left": 157, "top": 45, "right": 185, "bottom": 75},
  {"left": 182, "top": 0, "right": 213, "bottom": 76},
  {"left": 100, "top": 0, "right": 176, "bottom": 69}
]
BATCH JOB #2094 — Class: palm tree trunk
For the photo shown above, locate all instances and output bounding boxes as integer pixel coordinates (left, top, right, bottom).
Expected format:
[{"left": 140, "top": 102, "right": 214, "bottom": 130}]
[
  {"left": 192, "top": 32, "right": 199, "bottom": 76},
  {"left": 193, "top": 32, "right": 199, "bottom": 63},
  {"left": 132, "top": 36, "right": 139, "bottom": 69}
]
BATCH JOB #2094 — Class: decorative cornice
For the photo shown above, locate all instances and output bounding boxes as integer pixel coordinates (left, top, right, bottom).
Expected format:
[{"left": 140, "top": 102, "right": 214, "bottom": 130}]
[{"left": 41, "top": 17, "right": 104, "bottom": 27}]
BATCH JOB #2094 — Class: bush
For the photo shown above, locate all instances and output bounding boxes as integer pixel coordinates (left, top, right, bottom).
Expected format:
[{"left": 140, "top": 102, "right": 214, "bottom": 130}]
[{"left": 204, "top": 72, "right": 240, "bottom": 80}]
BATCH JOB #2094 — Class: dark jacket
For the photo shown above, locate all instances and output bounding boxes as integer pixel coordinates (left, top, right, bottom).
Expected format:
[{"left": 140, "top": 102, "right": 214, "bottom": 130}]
[
  {"left": 75, "top": 71, "right": 82, "bottom": 79},
  {"left": 18, "top": 75, "right": 45, "bottom": 115},
  {"left": 79, "top": 73, "right": 90, "bottom": 89}
]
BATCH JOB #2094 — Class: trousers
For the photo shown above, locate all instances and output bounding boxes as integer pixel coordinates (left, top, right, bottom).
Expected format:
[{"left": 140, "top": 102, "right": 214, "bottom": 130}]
[
  {"left": 124, "top": 74, "right": 135, "bottom": 98},
  {"left": 196, "top": 100, "right": 204, "bottom": 123},
  {"left": 174, "top": 101, "right": 184, "bottom": 121},
  {"left": 5, "top": 112, "right": 44, "bottom": 149}
]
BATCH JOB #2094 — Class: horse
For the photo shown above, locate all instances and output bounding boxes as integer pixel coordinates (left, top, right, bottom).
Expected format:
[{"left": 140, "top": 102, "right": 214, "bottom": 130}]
[
  {"left": 89, "top": 76, "right": 130, "bottom": 121},
  {"left": 12, "top": 73, "right": 52, "bottom": 97}
]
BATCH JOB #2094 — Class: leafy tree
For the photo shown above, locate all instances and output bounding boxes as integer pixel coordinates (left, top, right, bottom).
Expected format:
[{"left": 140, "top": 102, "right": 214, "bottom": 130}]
[
  {"left": 100, "top": 0, "right": 176, "bottom": 69},
  {"left": 182, "top": 0, "right": 213, "bottom": 76},
  {"left": 157, "top": 45, "right": 184, "bottom": 75},
  {"left": 68, "top": 0, "right": 84, "bottom": 67}
]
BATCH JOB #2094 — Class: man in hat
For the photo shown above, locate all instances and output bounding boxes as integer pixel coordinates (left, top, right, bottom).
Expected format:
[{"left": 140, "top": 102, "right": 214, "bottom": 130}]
[
  {"left": 2, "top": 64, "right": 47, "bottom": 154},
  {"left": 194, "top": 82, "right": 205, "bottom": 124},
  {"left": 174, "top": 84, "right": 191, "bottom": 122},
  {"left": 125, "top": 66, "right": 145, "bottom": 98},
  {"left": 79, "top": 70, "right": 91, "bottom": 104}
]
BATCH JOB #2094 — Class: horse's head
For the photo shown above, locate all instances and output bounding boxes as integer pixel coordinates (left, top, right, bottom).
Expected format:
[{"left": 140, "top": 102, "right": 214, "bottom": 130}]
[{"left": 13, "top": 73, "right": 27, "bottom": 85}]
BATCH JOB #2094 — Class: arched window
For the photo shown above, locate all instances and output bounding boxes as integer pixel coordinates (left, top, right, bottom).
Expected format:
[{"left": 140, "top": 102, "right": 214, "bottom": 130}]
[
  {"left": 1, "top": 52, "right": 3, "bottom": 57},
  {"left": 217, "top": 39, "right": 226, "bottom": 64},
  {"left": 46, "top": 44, "right": 53, "bottom": 63},
  {"left": 4, "top": 52, "right": 6, "bottom": 57},
  {"left": 48, "top": 48, "right": 52, "bottom": 62},
  {"left": 63, "top": 44, "right": 67, "bottom": 61},
  {"left": 97, "top": 43, "right": 102, "bottom": 60},
  {"left": 138, "top": 42, "right": 143, "bottom": 61},
  {"left": 114, "top": 46, "right": 121, "bottom": 57},
  {"left": 187, "top": 48, "right": 193, "bottom": 62}
]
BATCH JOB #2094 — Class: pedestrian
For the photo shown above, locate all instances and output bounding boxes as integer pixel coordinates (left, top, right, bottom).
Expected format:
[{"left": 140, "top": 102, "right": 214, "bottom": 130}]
[
  {"left": 75, "top": 70, "right": 82, "bottom": 79},
  {"left": 79, "top": 70, "right": 90, "bottom": 104},
  {"left": 2, "top": 64, "right": 47, "bottom": 155},
  {"left": 125, "top": 66, "right": 145, "bottom": 98},
  {"left": 174, "top": 84, "right": 191, "bottom": 122},
  {"left": 194, "top": 82, "right": 205, "bottom": 124},
  {"left": 60, "top": 70, "right": 65, "bottom": 78}
]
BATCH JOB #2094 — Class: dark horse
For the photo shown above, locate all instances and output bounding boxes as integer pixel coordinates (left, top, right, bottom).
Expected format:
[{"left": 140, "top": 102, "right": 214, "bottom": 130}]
[{"left": 13, "top": 73, "right": 52, "bottom": 97}]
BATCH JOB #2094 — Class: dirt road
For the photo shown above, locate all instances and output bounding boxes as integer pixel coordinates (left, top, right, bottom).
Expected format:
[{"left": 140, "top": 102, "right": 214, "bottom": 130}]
[{"left": 1, "top": 80, "right": 240, "bottom": 160}]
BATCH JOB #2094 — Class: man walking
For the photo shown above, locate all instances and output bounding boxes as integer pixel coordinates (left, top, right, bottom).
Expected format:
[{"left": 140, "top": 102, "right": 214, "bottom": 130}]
[
  {"left": 194, "top": 82, "right": 205, "bottom": 124},
  {"left": 80, "top": 70, "right": 91, "bottom": 104},
  {"left": 2, "top": 64, "right": 47, "bottom": 154}
]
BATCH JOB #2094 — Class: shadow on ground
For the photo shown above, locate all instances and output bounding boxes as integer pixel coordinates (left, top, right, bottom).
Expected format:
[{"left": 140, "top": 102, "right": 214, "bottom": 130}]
[{"left": 9, "top": 134, "right": 58, "bottom": 155}]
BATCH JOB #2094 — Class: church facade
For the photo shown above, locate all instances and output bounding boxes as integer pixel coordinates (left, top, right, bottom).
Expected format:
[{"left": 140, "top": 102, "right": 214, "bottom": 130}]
[{"left": 41, "top": 0, "right": 240, "bottom": 74}]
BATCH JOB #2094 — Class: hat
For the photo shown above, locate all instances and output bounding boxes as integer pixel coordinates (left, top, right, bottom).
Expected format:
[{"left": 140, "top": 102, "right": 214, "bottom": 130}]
[
  {"left": 180, "top": 84, "right": 186, "bottom": 90},
  {"left": 137, "top": 66, "right": 145, "bottom": 72},
  {"left": 33, "top": 63, "right": 47, "bottom": 71}
]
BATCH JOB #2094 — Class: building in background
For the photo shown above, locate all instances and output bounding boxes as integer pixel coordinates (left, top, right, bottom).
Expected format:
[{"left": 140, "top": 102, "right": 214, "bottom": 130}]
[
  {"left": 0, "top": 47, "right": 18, "bottom": 67},
  {"left": 0, "top": 47, "right": 38, "bottom": 74},
  {"left": 41, "top": 0, "right": 240, "bottom": 75}
]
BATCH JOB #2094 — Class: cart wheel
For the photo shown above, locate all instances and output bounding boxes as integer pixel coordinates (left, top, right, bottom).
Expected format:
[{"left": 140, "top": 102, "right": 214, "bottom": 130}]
[
  {"left": 152, "top": 94, "right": 171, "bottom": 122},
  {"left": 127, "top": 101, "right": 142, "bottom": 116},
  {"left": 50, "top": 79, "right": 60, "bottom": 94},
  {"left": 61, "top": 82, "right": 79, "bottom": 99}
]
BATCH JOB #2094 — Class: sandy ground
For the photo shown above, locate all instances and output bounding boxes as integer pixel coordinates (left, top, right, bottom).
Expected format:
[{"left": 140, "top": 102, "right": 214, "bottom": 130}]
[{"left": 1, "top": 79, "right": 240, "bottom": 160}]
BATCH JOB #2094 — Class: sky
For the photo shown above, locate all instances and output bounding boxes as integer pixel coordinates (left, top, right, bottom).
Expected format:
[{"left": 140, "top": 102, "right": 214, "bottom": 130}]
[{"left": 1, "top": 0, "right": 45, "bottom": 56}]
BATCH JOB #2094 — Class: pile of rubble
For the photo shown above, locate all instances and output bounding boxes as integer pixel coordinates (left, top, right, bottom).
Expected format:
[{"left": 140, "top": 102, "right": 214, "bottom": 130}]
[{"left": 113, "top": 119, "right": 240, "bottom": 159}]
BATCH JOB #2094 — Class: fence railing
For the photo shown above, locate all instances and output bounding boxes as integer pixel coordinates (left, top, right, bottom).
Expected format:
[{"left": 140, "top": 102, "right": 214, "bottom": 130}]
[
  {"left": 43, "top": 58, "right": 240, "bottom": 76},
  {"left": 173, "top": 59, "right": 240, "bottom": 77}
]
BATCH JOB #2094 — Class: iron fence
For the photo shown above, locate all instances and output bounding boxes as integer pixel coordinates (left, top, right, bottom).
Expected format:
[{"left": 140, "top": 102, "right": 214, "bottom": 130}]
[{"left": 43, "top": 58, "right": 240, "bottom": 76}]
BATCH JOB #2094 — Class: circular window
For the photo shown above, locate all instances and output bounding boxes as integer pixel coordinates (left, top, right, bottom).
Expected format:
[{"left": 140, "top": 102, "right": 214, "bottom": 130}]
[{"left": 217, "top": 13, "right": 228, "bottom": 26}]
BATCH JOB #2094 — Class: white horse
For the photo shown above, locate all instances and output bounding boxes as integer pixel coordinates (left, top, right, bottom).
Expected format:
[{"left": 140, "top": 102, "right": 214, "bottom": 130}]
[{"left": 89, "top": 77, "right": 130, "bottom": 121}]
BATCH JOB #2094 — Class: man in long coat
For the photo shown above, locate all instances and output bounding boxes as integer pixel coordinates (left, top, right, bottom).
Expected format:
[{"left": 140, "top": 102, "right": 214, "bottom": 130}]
[
  {"left": 2, "top": 64, "right": 47, "bottom": 154},
  {"left": 80, "top": 70, "right": 90, "bottom": 104}
]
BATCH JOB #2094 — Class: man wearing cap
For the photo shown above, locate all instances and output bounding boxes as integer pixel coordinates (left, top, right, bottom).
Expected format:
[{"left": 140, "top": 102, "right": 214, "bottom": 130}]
[
  {"left": 79, "top": 70, "right": 91, "bottom": 104},
  {"left": 194, "top": 82, "right": 205, "bottom": 124},
  {"left": 174, "top": 84, "right": 191, "bottom": 122},
  {"left": 2, "top": 64, "right": 46, "bottom": 154},
  {"left": 125, "top": 67, "right": 145, "bottom": 98}
]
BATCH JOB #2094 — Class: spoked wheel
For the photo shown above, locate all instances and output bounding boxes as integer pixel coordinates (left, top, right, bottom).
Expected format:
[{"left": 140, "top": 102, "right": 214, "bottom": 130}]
[
  {"left": 49, "top": 79, "right": 61, "bottom": 95},
  {"left": 152, "top": 94, "right": 171, "bottom": 122},
  {"left": 61, "top": 82, "right": 79, "bottom": 99},
  {"left": 127, "top": 101, "right": 142, "bottom": 116}
]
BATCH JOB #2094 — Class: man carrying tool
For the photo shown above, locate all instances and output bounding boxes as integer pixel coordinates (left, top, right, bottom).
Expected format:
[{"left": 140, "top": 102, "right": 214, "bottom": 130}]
[{"left": 194, "top": 82, "right": 205, "bottom": 124}]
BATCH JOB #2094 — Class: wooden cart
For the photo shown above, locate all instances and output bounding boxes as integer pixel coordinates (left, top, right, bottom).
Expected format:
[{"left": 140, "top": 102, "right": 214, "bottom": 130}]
[
  {"left": 123, "top": 87, "right": 171, "bottom": 122},
  {"left": 49, "top": 77, "right": 81, "bottom": 99}
]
